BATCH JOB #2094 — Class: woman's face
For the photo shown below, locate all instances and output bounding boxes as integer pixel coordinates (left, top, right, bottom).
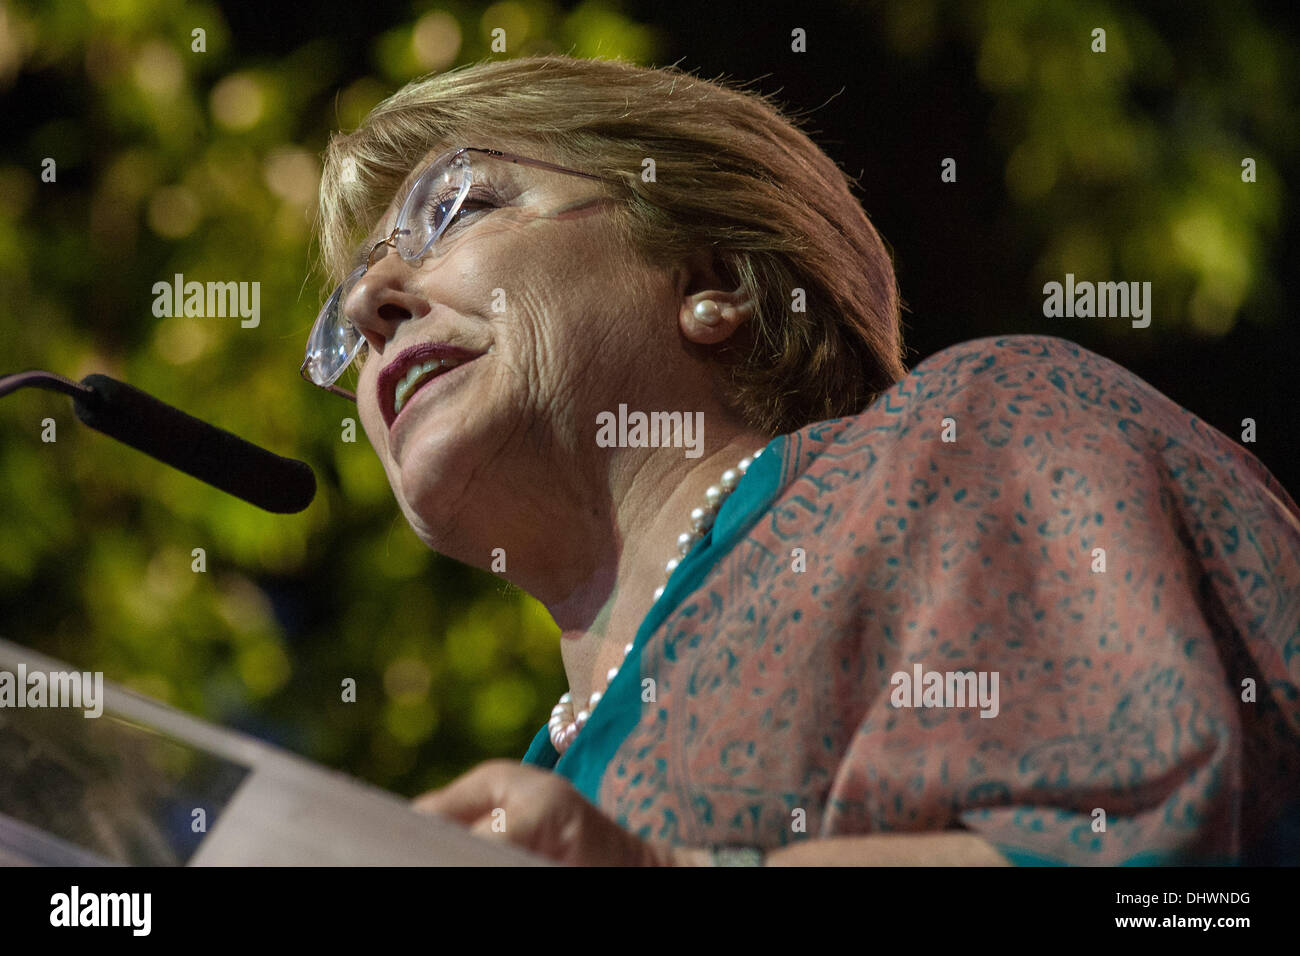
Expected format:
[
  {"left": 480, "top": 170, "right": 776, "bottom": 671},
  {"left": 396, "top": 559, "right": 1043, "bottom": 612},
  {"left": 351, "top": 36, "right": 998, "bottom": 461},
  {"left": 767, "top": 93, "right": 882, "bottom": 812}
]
[{"left": 342, "top": 145, "right": 681, "bottom": 563}]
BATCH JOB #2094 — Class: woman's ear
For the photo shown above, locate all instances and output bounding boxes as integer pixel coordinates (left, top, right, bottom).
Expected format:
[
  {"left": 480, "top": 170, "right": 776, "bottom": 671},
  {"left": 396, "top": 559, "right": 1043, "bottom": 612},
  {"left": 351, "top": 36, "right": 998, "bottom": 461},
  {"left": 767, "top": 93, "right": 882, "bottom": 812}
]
[{"left": 676, "top": 249, "right": 756, "bottom": 345}]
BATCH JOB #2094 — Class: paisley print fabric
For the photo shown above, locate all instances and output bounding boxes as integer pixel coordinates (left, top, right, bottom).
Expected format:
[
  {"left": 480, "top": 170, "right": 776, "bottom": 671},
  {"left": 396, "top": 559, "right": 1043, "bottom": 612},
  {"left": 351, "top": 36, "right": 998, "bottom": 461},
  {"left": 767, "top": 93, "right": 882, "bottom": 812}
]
[{"left": 525, "top": 334, "right": 1300, "bottom": 864}]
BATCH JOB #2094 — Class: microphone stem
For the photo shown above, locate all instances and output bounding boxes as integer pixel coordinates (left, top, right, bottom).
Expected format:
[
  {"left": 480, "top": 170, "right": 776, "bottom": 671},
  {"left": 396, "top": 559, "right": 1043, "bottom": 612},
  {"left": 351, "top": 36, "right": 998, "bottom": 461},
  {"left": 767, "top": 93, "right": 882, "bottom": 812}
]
[{"left": 0, "top": 370, "right": 97, "bottom": 401}]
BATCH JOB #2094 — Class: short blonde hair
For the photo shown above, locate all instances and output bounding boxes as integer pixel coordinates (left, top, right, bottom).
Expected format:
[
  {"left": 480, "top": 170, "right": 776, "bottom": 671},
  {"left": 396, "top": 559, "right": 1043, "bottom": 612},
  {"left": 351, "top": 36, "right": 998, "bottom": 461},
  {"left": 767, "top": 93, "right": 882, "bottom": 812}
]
[{"left": 316, "top": 55, "right": 905, "bottom": 435}]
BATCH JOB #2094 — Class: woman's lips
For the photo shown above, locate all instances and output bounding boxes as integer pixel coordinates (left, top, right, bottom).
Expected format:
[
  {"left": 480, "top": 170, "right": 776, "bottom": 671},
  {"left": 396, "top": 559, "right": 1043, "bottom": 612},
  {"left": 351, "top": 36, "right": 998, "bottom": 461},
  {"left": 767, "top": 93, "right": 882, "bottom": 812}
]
[
  {"left": 387, "top": 357, "right": 477, "bottom": 449},
  {"left": 378, "top": 343, "right": 485, "bottom": 430}
]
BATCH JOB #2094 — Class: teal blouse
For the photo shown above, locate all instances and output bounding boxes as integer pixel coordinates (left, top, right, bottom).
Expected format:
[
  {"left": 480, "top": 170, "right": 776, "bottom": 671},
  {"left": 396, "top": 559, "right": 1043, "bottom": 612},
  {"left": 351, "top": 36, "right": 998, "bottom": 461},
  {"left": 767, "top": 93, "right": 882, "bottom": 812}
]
[{"left": 521, "top": 435, "right": 787, "bottom": 805}]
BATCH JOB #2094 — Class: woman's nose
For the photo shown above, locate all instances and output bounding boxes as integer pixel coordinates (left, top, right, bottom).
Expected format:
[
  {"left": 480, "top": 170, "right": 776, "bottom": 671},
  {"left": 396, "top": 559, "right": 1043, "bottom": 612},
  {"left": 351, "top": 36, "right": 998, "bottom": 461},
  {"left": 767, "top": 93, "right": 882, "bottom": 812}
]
[{"left": 342, "top": 254, "right": 432, "bottom": 355}]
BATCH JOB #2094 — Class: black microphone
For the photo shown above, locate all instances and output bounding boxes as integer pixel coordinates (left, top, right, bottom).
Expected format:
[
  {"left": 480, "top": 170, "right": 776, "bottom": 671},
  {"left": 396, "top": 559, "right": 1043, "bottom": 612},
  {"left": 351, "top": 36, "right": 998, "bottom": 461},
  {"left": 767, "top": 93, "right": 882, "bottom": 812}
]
[{"left": 1, "top": 370, "right": 315, "bottom": 513}]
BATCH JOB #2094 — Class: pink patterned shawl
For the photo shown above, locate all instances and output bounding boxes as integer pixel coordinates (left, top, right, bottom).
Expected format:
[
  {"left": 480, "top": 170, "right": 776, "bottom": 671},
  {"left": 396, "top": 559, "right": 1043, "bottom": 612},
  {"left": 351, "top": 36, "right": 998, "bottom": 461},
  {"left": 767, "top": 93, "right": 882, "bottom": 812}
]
[{"left": 531, "top": 334, "right": 1300, "bottom": 865}]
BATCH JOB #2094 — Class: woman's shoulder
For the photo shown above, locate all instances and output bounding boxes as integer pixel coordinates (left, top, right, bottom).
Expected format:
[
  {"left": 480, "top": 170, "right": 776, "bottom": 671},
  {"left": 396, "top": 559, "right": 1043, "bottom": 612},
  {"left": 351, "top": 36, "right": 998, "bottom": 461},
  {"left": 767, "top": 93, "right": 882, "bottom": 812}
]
[
  {"left": 775, "top": 334, "right": 1108, "bottom": 472},
  {"left": 885, "top": 333, "right": 1159, "bottom": 421},
  {"left": 773, "top": 331, "right": 1298, "bottom": 539},
  {"left": 784, "top": 333, "right": 1244, "bottom": 475}
]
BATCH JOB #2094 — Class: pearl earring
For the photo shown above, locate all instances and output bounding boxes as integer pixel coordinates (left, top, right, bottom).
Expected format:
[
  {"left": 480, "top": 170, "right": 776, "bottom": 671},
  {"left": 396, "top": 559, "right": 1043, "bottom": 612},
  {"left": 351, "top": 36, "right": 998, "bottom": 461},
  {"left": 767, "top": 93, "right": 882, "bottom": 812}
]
[{"left": 693, "top": 299, "right": 723, "bottom": 326}]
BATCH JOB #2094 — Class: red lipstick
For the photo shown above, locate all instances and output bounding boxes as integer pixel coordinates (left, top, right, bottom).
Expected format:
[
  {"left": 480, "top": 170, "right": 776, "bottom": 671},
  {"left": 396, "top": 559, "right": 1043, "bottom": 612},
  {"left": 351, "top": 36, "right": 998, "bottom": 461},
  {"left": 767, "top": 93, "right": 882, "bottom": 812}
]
[{"left": 378, "top": 343, "right": 485, "bottom": 430}]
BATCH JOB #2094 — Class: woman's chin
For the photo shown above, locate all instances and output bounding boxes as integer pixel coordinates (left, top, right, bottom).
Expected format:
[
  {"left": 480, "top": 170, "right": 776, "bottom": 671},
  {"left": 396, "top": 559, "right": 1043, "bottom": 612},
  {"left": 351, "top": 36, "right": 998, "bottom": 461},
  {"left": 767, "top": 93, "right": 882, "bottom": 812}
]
[
  {"left": 394, "top": 445, "right": 475, "bottom": 549},
  {"left": 397, "top": 495, "right": 457, "bottom": 555}
]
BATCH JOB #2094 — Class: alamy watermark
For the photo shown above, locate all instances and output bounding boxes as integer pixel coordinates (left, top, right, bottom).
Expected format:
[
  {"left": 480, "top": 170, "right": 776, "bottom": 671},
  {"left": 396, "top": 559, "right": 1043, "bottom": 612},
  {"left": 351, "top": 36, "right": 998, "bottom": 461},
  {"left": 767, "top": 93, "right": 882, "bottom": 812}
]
[
  {"left": 0, "top": 665, "right": 104, "bottom": 718},
  {"left": 889, "top": 664, "right": 1000, "bottom": 718},
  {"left": 152, "top": 272, "right": 260, "bottom": 328},
  {"left": 1042, "top": 273, "right": 1151, "bottom": 328},
  {"left": 595, "top": 404, "right": 704, "bottom": 459},
  {"left": 50, "top": 886, "right": 151, "bottom": 936}
]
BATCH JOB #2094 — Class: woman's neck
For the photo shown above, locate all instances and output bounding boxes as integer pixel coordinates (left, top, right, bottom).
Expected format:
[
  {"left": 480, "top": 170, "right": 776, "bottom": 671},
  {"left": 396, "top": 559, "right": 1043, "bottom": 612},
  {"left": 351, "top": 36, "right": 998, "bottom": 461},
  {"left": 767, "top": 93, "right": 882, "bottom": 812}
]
[{"left": 548, "top": 428, "right": 770, "bottom": 709}]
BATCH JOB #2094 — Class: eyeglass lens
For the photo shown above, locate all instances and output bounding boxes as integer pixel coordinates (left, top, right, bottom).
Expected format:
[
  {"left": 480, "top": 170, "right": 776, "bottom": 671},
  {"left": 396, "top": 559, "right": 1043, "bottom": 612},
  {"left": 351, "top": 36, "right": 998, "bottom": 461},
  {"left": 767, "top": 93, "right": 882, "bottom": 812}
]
[{"left": 303, "top": 151, "right": 475, "bottom": 387}]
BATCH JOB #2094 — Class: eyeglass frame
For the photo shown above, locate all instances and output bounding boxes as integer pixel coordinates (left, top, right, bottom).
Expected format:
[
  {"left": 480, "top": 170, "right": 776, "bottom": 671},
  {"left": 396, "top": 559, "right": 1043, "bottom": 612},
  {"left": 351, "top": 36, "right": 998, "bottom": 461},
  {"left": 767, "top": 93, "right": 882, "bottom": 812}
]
[{"left": 300, "top": 146, "right": 624, "bottom": 401}]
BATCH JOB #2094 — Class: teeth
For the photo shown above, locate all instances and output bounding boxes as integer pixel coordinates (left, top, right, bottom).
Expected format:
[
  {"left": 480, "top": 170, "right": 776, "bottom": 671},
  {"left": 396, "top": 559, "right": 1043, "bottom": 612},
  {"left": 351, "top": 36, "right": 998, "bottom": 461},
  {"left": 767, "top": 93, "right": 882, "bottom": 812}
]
[{"left": 393, "top": 358, "right": 464, "bottom": 414}]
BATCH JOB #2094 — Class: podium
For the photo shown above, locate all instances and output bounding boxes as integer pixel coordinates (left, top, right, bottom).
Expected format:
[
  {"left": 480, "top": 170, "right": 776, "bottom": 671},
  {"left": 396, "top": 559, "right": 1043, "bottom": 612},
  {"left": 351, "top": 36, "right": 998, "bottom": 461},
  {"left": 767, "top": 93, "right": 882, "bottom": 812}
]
[{"left": 0, "top": 639, "right": 547, "bottom": 866}]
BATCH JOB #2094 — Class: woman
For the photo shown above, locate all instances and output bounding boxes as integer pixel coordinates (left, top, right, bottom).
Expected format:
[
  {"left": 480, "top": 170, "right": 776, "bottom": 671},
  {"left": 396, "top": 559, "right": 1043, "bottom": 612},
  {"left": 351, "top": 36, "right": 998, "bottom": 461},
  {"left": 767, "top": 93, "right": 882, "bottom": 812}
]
[{"left": 303, "top": 56, "right": 1300, "bottom": 865}]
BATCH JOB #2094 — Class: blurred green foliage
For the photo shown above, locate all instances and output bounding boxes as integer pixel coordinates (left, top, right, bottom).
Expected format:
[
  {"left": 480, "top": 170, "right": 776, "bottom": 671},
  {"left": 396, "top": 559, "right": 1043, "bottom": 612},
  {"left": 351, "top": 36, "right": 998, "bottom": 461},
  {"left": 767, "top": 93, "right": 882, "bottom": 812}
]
[
  {"left": 874, "top": 0, "right": 1292, "bottom": 339},
  {"left": 0, "top": 0, "right": 656, "bottom": 795},
  {"left": 0, "top": 0, "right": 1292, "bottom": 797}
]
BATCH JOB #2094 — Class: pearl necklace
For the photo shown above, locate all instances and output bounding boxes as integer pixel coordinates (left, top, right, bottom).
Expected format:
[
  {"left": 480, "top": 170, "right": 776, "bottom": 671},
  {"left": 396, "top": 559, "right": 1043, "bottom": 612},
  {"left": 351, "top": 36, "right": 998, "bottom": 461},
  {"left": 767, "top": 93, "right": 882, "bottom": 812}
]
[{"left": 549, "top": 447, "right": 765, "bottom": 755}]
